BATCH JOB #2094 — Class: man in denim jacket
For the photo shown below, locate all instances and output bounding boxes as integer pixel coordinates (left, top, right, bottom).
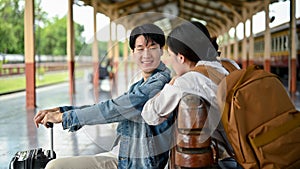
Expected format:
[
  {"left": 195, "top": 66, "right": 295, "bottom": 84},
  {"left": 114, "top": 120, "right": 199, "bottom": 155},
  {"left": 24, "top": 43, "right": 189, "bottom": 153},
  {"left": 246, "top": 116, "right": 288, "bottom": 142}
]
[{"left": 34, "top": 24, "right": 173, "bottom": 169}]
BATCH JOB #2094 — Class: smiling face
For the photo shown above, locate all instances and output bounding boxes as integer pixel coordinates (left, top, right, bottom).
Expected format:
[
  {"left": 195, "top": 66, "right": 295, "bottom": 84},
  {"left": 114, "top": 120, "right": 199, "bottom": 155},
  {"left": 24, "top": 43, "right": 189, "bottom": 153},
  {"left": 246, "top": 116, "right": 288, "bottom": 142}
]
[{"left": 132, "top": 35, "right": 162, "bottom": 76}]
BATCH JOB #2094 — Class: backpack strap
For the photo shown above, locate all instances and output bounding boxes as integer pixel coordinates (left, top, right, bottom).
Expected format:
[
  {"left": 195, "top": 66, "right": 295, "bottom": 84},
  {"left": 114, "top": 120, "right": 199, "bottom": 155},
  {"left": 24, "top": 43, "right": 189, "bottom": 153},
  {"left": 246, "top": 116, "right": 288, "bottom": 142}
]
[
  {"left": 192, "top": 66, "right": 224, "bottom": 85},
  {"left": 249, "top": 110, "right": 300, "bottom": 148},
  {"left": 220, "top": 59, "right": 238, "bottom": 73},
  {"left": 191, "top": 60, "right": 239, "bottom": 159},
  {"left": 192, "top": 60, "right": 237, "bottom": 85}
]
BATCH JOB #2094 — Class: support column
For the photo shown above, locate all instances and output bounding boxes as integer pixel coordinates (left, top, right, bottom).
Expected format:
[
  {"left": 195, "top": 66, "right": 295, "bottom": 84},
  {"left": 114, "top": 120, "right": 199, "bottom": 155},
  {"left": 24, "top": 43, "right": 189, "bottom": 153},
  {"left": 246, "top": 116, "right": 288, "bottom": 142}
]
[
  {"left": 242, "top": 21, "right": 248, "bottom": 68},
  {"left": 24, "top": 0, "right": 36, "bottom": 109},
  {"left": 226, "top": 33, "right": 231, "bottom": 59},
  {"left": 108, "top": 21, "right": 117, "bottom": 97},
  {"left": 289, "top": 0, "right": 297, "bottom": 94},
  {"left": 130, "top": 36, "right": 134, "bottom": 81},
  {"left": 108, "top": 21, "right": 113, "bottom": 61},
  {"left": 114, "top": 24, "right": 119, "bottom": 63},
  {"left": 124, "top": 29, "right": 129, "bottom": 90},
  {"left": 67, "top": 0, "right": 75, "bottom": 104},
  {"left": 113, "top": 22, "right": 119, "bottom": 96},
  {"left": 264, "top": 0, "right": 271, "bottom": 72},
  {"left": 249, "top": 14, "right": 254, "bottom": 66},
  {"left": 219, "top": 35, "right": 226, "bottom": 58},
  {"left": 92, "top": 0, "right": 99, "bottom": 102},
  {"left": 233, "top": 27, "right": 239, "bottom": 63}
]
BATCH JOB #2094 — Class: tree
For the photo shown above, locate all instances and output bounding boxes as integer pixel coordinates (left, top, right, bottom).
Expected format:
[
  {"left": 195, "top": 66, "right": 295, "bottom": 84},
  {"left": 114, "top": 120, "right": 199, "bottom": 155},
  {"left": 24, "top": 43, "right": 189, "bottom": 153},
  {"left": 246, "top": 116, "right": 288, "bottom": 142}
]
[
  {"left": 35, "top": 0, "right": 49, "bottom": 61},
  {"left": 0, "top": 0, "right": 24, "bottom": 54},
  {"left": 0, "top": 0, "right": 86, "bottom": 57},
  {"left": 39, "top": 16, "right": 85, "bottom": 56}
]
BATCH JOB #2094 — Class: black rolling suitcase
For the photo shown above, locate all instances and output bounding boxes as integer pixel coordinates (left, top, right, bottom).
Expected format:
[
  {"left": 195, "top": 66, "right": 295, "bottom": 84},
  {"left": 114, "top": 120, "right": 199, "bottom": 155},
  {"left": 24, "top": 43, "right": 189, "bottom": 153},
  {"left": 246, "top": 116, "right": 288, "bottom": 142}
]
[{"left": 9, "top": 123, "right": 56, "bottom": 169}]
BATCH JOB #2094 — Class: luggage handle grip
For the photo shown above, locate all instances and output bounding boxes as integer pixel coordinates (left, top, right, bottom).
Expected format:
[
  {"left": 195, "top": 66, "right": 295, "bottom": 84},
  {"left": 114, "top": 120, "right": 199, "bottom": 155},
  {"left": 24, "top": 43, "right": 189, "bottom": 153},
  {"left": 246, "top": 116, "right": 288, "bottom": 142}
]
[
  {"left": 46, "top": 122, "right": 54, "bottom": 158},
  {"left": 46, "top": 122, "right": 53, "bottom": 128}
]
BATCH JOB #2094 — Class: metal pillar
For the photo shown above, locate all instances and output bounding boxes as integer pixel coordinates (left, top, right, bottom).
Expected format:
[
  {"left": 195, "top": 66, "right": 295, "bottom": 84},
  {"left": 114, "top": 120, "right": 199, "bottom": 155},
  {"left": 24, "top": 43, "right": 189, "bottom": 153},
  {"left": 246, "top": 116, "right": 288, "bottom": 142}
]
[
  {"left": 113, "top": 22, "right": 119, "bottom": 96},
  {"left": 67, "top": 0, "right": 75, "bottom": 104},
  {"left": 264, "top": 0, "right": 271, "bottom": 72},
  {"left": 92, "top": 0, "right": 99, "bottom": 102},
  {"left": 289, "top": 0, "right": 297, "bottom": 95},
  {"left": 124, "top": 29, "right": 129, "bottom": 90},
  {"left": 24, "top": 0, "right": 36, "bottom": 109},
  {"left": 242, "top": 21, "right": 247, "bottom": 68},
  {"left": 249, "top": 14, "right": 254, "bottom": 66},
  {"left": 234, "top": 27, "right": 239, "bottom": 63},
  {"left": 226, "top": 33, "right": 231, "bottom": 59}
]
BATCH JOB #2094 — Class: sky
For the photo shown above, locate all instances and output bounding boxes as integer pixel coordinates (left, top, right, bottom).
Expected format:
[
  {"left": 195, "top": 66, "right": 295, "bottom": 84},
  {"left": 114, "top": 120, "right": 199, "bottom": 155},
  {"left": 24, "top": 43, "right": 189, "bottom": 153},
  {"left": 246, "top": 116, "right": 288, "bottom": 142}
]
[
  {"left": 40, "top": 0, "right": 110, "bottom": 42},
  {"left": 40, "top": 0, "right": 300, "bottom": 42},
  {"left": 241, "top": 0, "right": 300, "bottom": 37}
]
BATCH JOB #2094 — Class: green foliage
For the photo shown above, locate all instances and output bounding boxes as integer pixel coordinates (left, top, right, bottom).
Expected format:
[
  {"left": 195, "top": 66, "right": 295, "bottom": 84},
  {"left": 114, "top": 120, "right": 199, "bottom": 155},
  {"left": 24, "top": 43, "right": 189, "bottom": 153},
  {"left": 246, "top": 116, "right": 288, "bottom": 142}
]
[
  {"left": 79, "top": 41, "right": 108, "bottom": 57},
  {"left": 38, "top": 66, "right": 45, "bottom": 75},
  {"left": 118, "top": 42, "right": 124, "bottom": 57},
  {"left": 0, "top": 0, "right": 24, "bottom": 54},
  {"left": 39, "top": 16, "right": 67, "bottom": 55},
  {"left": 0, "top": 0, "right": 85, "bottom": 56},
  {"left": 36, "top": 16, "right": 86, "bottom": 56}
]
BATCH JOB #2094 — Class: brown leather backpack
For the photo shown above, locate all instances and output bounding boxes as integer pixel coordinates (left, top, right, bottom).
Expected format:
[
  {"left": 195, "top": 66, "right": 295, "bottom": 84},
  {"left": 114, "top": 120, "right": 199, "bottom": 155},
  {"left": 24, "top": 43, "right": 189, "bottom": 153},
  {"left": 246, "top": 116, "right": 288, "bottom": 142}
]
[{"left": 194, "top": 62, "right": 300, "bottom": 169}]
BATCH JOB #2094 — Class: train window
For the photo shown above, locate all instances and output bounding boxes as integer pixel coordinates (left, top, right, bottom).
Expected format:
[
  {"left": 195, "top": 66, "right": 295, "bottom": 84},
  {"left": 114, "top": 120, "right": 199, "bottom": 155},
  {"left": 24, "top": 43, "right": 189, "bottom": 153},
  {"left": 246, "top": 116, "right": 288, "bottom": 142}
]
[
  {"left": 257, "top": 41, "right": 261, "bottom": 52},
  {"left": 254, "top": 43, "right": 258, "bottom": 52},
  {"left": 279, "top": 37, "right": 283, "bottom": 51},
  {"left": 256, "top": 41, "right": 259, "bottom": 52},
  {"left": 273, "top": 38, "right": 276, "bottom": 52},
  {"left": 271, "top": 38, "right": 274, "bottom": 51},
  {"left": 272, "top": 37, "right": 277, "bottom": 52},
  {"left": 297, "top": 33, "right": 300, "bottom": 50},
  {"left": 275, "top": 37, "right": 280, "bottom": 51},
  {"left": 278, "top": 38, "right": 280, "bottom": 51},
  {"left": 283, "top": 36, "right": 288, "bottom": 50}
]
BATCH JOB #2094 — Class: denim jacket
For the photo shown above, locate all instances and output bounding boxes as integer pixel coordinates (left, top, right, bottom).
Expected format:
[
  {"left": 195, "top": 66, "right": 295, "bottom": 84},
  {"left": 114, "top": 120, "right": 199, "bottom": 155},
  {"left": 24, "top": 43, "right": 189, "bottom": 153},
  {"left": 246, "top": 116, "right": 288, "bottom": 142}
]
[{"left": 59, "top": 62, "right": 174, "bottom": 169}]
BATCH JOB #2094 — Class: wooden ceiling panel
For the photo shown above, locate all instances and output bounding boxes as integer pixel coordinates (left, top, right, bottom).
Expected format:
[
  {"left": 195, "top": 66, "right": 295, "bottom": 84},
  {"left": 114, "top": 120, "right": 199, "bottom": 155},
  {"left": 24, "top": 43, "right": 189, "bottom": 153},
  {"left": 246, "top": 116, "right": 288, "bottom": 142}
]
[{"left": 80, "top": 0, "right": 278, "bottom": 36}]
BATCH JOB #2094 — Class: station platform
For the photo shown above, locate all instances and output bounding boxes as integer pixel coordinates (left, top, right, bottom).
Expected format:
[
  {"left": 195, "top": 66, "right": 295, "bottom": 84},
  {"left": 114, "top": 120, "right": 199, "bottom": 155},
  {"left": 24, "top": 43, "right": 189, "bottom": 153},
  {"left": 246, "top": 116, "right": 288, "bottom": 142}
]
[
  {"left": 0, "top": 68, "right": 299, "bottom": 168},
  {"left": 0, "top": 69, "right": 132, "bottom": 168}
]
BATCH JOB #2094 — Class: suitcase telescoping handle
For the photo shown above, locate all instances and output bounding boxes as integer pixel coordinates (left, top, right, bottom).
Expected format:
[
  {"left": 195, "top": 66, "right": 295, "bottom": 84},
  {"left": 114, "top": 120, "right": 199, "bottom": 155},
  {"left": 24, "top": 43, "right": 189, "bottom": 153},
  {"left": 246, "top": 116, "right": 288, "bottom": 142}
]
[{"left": 46, "top": 122, "right": 54, "bottom": 158}]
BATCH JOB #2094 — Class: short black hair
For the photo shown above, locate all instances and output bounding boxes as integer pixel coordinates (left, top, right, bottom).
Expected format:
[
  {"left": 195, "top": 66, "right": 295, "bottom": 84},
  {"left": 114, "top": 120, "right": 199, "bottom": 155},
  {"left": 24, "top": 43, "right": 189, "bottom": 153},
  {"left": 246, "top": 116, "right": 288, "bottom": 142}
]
[
  {"left": 167, "top": 21, "right": 218, "bottom": 62},
  {"left": 129, "top": 24, "right": 165, "bottom": 50}
]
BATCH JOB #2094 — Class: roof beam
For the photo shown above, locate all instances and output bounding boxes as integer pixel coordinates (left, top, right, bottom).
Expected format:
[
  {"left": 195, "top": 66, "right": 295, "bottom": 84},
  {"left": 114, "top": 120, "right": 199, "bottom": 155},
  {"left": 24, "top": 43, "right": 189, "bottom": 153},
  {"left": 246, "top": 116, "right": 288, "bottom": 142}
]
[
  {"left": 220, "top": 2, "right": 243, "bottom": 21},
  {"left": 181, "top": 10, "right": 222, "bottom": 35},
  {"left": 111, "top": 0, "right": 140, "bottom": 10},
  {"left": 126, "top": 12, "right": 165, "bottom": 28},
  {"left": 184, "top": 0, "right": 234, "bottom": 18},
  {"left": 183, "top": 0, "right": 234, "bottom": 29},
  {"left": 119, "top": 0, "right": 172, "bottom": 17},
  {"left": 215, "top": 0, "right": 245, "bottom": 7},
  {"left": 79, "top": 0, "right": 276, "bottom": 37},
  {"left": 182, "top": 15, "right": 218, "bottom": 36},
  {"left": 182, "top": 5, "right": 227, "bottom": 26}
]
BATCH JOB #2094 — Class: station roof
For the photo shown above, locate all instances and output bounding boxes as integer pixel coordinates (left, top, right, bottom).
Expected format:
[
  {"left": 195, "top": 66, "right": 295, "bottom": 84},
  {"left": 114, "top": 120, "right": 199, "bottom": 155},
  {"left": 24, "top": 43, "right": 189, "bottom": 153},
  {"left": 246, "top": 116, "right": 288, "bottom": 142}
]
[{"left": 79, "top": 0, "right": 279, "bottom": 37}]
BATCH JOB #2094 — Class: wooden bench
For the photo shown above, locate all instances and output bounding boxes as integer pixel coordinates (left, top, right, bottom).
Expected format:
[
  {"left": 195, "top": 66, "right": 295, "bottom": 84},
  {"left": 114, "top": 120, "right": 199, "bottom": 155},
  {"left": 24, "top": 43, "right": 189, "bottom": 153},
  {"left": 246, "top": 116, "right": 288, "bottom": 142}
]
[{"left": 169, "top": 94, "right": 217, "bottom": 169}]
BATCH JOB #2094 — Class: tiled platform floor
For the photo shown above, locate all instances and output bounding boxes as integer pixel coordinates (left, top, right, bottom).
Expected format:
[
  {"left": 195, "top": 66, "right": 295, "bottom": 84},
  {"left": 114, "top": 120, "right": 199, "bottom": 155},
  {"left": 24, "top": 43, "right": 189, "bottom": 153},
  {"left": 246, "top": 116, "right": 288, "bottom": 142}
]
[{"left": 0, "top": 71, "right": 128, "bottom": 168}]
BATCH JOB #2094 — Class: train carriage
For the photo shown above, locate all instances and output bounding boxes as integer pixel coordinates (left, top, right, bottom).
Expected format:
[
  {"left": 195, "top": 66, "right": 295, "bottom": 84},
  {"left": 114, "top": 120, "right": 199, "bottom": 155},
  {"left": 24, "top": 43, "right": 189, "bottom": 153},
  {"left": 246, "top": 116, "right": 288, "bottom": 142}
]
[{"left": 228, "top": 18, "right": 300, "bottom": 79}]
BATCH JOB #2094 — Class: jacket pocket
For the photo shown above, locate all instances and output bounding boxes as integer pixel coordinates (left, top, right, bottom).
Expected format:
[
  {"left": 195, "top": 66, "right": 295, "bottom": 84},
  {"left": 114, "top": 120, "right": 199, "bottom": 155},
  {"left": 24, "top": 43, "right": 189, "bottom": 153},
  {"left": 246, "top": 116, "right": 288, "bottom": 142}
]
[{"left": 248, "top": 110, "right": 300, "bottom": 169}]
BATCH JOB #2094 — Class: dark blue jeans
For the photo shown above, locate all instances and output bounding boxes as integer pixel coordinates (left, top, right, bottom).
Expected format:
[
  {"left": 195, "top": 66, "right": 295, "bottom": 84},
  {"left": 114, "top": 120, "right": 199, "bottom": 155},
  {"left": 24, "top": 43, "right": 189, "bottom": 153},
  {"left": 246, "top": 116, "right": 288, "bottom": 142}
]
[{"left": 218, "top": 157, "right": 243, "bottom": 169}]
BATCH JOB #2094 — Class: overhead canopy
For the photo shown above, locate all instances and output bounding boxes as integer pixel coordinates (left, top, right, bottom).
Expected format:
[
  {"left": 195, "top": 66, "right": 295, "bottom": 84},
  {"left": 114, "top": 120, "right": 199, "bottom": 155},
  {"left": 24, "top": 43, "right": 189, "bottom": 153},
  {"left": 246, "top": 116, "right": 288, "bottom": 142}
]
[{"left": 79, "top": 0, "right": 278, "bottom": 36}]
